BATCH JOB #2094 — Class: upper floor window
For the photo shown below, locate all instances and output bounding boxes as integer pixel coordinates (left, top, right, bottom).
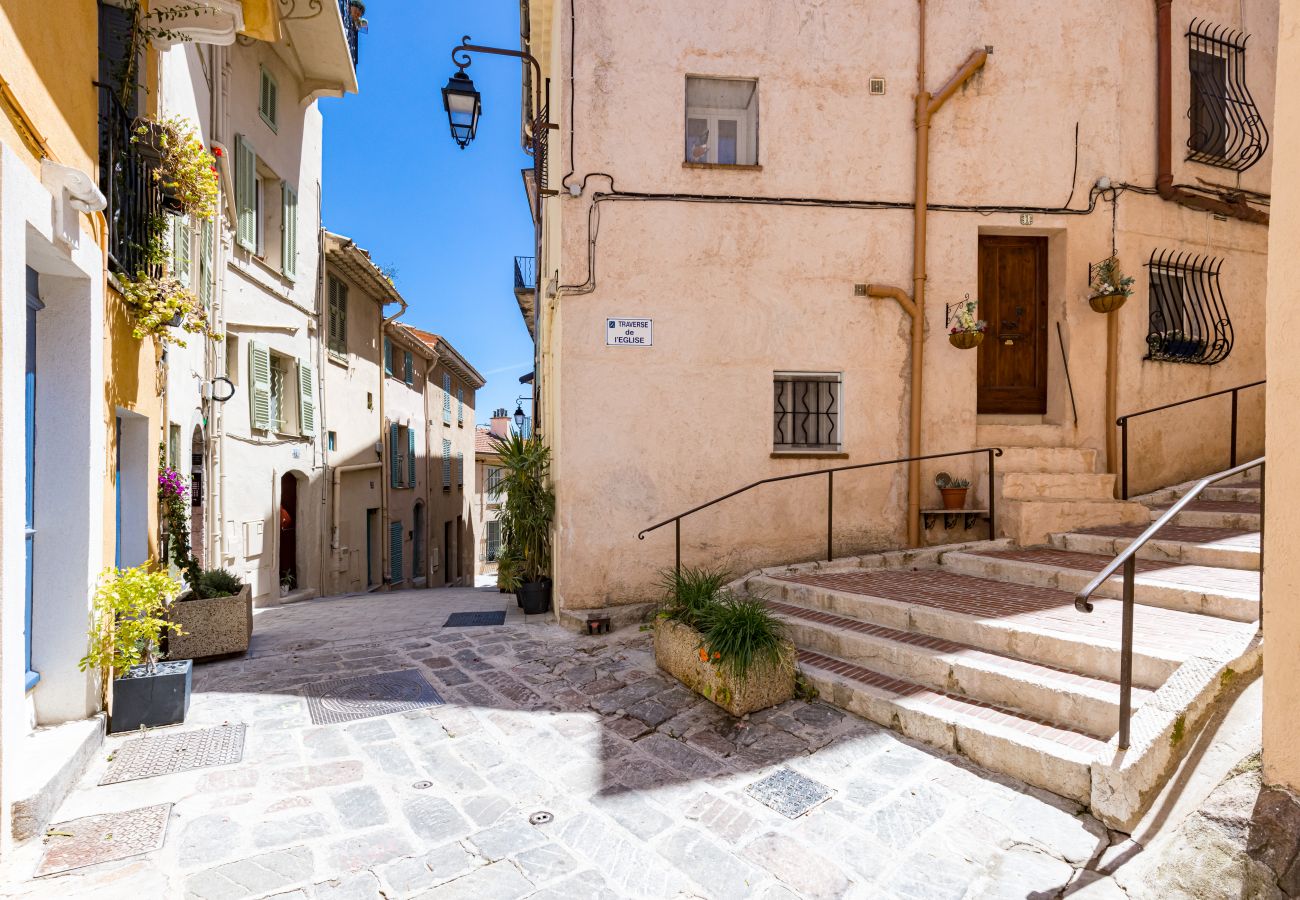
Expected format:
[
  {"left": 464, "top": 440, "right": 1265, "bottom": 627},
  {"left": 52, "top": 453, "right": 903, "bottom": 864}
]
[
  {"left": 442, "top": 373, "right": 452, "bottom": 425},
  {"left": 248, "top": 341, "right": 316, "bottom": 436},
  {"left": 774, "top": 372, "right": 841, "bottom": 452},
  {"left": 1186, "top": 20, "right": 1268, "bottom": 171},
  {"left": 259, "top": 66, "right": 278, "bottom": 132},
  {"left": 234, "top": 135, "right": 298, "bottom": 279},
  {"left": 383, "top": 337, "right": 393, "bottom": 376},
  {"left": 685, "top": 76, "right": 759, "bottom": 167},
  {"left": 327, "top": 276, "right": 347, "bottom": 357},
  {"left": 1145, "top": 248, "right": 1233, "bottom": 365}
]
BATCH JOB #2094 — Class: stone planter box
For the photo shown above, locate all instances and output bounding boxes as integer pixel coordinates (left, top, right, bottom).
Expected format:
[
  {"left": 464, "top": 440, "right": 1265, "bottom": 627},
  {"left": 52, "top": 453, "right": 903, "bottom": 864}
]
[
  {"left": 167, "top": 584, "right": 252, "bottom": 661},
  {"left": 653, "top": 619, "right": 796, "bottom": 717}
]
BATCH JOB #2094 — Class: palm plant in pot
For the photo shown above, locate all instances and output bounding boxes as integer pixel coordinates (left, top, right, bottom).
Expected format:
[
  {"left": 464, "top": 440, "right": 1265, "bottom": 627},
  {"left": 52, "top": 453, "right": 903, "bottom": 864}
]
[
  {"left": 491, "top": 432, "right": 555, "bottom": 614},
  {"left": 80, "top": 564, "right": 189, "bottom": 734}
]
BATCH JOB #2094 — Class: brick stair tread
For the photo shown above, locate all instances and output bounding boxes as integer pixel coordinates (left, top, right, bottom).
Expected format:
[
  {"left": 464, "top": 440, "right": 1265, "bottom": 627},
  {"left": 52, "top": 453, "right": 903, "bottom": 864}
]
[
  {"left": 770, "top": 599, "right": 1150, "bottom": 705},
  {"left": 771, "top": 568, "right": 1253, "bottom": 661},
  {"left": 1072, "top": 523, "right": 1259, "bottom": 546},
  {"left": 797, "top": 648, "right": 1108, "bottom": 754},
  {"left": 1147, "top": 500, "right": 1261, "bottom": 514},
  {"left": 963, "top": 547, "right": 1261, "bottom": 598}
]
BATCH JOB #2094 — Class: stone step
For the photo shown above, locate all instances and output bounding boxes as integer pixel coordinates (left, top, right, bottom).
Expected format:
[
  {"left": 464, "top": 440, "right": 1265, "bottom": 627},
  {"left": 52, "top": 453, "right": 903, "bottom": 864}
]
[
  {"left": 797, "top": 648, "right": 1099, "bottom": 804},
  {"left": 975, "top": 423, "right": 1073, "bottom": 448},
  {"left": 748, "top": 569, "right": 1219, "bottom": 688},
  {"left": 996, "top": 447, "right": 1099, "bottom": 474},
  {"left": 1145, "top": 500, "right": 1261, "bottom": 531},
  {"left": 998, "top": 497, "right": 1152, "bottom": 546},
  {"left": 997, "top": 472, "right": 1118, "bottom": 501},
  {"left": 1139, "top": 484, "right": 1260, "bottom": 505},
  {"left": 1052, "top": 525, "right": 1261, "bottom": 571},
  {"left": 771, "top": 600, "right": 1148, "bottom": 737},
  {"left": 938, "top": 547, "right": 1260, "bottom": 623}
]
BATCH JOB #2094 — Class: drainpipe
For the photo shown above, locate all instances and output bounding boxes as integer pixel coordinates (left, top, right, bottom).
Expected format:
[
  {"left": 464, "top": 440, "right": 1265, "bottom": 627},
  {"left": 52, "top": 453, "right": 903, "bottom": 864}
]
[
  {"left": 875, "top": 1, "right": 987, "bottom": 548},
  {"left": 1155, "top": 0, "right": 1267, "bottom": 225},
  {"left": 377, "top": 287, "right": 408, "bottom": 588}
]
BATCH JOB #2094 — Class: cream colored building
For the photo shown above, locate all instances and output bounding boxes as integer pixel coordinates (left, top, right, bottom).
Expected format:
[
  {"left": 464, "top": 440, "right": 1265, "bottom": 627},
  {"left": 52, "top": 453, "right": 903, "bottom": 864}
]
[
  {"left": 474, "top": 410, "right": 513, "bottom": 575},
  {"left": 517, "top": 0, "right": 1273, "bottom": 615}
]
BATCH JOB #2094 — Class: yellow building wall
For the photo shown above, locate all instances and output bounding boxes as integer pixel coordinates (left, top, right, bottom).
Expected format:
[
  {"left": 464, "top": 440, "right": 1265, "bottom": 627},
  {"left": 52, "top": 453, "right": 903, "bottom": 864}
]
[{"left": 1262, "top": 0, "right": 1300, "bottom": 796}]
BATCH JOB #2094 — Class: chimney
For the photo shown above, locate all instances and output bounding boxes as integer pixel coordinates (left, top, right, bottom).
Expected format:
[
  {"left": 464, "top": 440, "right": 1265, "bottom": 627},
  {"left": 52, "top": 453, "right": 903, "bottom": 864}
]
[{"left": 490, "top": 407, "right": 510, "bottom": 438}]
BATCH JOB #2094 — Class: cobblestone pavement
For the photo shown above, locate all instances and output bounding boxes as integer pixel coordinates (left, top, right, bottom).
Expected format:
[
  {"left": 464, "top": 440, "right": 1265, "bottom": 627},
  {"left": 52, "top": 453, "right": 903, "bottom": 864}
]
[{"left": 1, "top": 585, "right": 1129, "bottom": 899}]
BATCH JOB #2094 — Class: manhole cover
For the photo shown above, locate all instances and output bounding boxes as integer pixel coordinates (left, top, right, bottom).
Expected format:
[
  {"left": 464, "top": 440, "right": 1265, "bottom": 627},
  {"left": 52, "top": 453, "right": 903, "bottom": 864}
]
[
  {"left": 528, "top": 811, "right": 553, "bottom": 825},
  {"left": 444, "top": 610, "right": 507, "bottom": 627},
  {"left": 35, "top": 804, "right": 171, "bottom": 877},
  {"left": 100, "top": 723, "right": 246, "bottom": 786},
  {"left": 745, "top": 767, "right": 834, "bottom": 819},
  {"left": 304, "top": 669, "right": 444, "bottom": 725}
]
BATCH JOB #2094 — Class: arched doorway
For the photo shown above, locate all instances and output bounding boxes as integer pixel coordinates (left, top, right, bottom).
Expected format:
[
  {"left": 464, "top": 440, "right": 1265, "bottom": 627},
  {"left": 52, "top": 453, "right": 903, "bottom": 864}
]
[
  {"left": 190, "top": 426, "right": 205, "bottom": 568},
  {"left": 279, "top": 472, "right": 298, "bottom": 595},
  {"left": 412, "top": 501, "right": 425, "bottom": 583}
]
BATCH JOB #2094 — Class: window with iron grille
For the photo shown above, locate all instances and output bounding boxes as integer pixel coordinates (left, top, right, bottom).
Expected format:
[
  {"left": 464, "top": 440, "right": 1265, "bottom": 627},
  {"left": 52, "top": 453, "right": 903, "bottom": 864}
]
[
  {"left": 773, "top": 373, "right": 841, "bottom": 451},
  {"left": 485, "top": 520, "right": 501, "bottom": 562},
  {"left": 1187, "top": 20, "right": 1268, "bottom": 171},
  {"left": 1145, "top": 248, "right": 1233, "bottom": 365}
]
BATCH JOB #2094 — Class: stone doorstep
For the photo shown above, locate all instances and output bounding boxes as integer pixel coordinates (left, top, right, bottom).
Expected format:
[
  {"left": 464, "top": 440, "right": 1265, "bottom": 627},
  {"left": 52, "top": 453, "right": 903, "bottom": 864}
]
[
  {"left": 9, "top": 714, "right": 106, "bottom": 845},
  {"left": 749, "top": 573, "right": 1184, "bottom": 688},
  {"left": 771, "top": 602, "right": 1148, "bottom": 740},
  {"left": 797, "top": 650, "right": 1096, "bottom": 805},
  {"left": 1051, "top": 528, "right": 1261, "bottom": 572},
  {"left": 938, "top": 549, "right": 1261, "bottom": 624}
]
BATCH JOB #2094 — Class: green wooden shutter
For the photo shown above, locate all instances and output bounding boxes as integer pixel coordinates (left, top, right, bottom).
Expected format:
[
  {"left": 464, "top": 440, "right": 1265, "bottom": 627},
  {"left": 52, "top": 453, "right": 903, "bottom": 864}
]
[
  {"left": 403, "top": 351, "right": 413, "bottom": 385},
  {"left": 383, "top": 338, "right": 393, "bottom": 375},
  {"left": 297, "top": 360, "right": 316, "bottom": 436},
  {"left": 198, "top": 218, "right": 214, "bottom": 308},
  {"left": 281, "top": 182, "right": 297, "bottom": 280},
  {"left": 172, "top": 216, "right": 192, "bottom": 283},
  {"left": 248, "top": 341, "right": 272, "bottom": 430},
  {"left": 328, "top": 276, "right": 347, "bottom": 354},
  {"left": 407, "top": 426, "right": 416, "bottom": 486},
  {"left": 259, "top": 66, "right": 278, "bottom": 131},
  {"left": 389, "top": 423, "right": 400, "bottom": 487},
  {"left": 235, "top": 135, "right": 256, "bottom": 251},
  {"left": 389, "top": 521, "right": 403, "bottom": 583},
  {"left": 456, "top": 388, "right": 464, "bottom": 424},
  {"left": 442, "top": 438, "right": 452, "bottom": 487}
]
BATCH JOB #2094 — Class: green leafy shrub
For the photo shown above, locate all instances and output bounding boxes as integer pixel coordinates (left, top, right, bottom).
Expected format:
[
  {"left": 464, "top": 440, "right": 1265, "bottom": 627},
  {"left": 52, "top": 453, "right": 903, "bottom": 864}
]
[
  {"left": 195, "top": 568, "right": 242, "bottom": 600},
  {"left": 699, "top": 594, "right": 787, "bottom": 679},
  {"left": 79, "top": 565, "right": 184, "bottom": 683}
]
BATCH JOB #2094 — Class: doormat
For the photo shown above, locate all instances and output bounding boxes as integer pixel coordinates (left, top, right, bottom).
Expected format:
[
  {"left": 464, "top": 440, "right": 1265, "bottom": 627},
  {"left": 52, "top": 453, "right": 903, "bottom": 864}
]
[
  {"left": 100, "top": 723, "right": 246, "bottom": 785},
  {"left": 444, "top": 610, "right": 507, "bottom": 627},
  {"left": 745, "top": 767, "right": 834, "bottom": 819},
  {"left": 35, "top": 804, "right": 171, "bottom": 877},
  {"left": 304, "top": 669, "right": 444, "bottom": 726}
]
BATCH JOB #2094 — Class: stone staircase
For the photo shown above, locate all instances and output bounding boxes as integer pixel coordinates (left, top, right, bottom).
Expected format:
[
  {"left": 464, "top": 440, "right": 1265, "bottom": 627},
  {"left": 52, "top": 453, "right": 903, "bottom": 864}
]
[{"left": 739, "top": 471, "right": 1263, "bottom": 831}]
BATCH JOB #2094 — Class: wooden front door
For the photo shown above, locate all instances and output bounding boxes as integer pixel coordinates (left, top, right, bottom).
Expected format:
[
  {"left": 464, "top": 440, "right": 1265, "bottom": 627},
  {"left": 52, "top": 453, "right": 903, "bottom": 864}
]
[{"left": 977, "top": 236, "right": 1049, "bottom": 414}]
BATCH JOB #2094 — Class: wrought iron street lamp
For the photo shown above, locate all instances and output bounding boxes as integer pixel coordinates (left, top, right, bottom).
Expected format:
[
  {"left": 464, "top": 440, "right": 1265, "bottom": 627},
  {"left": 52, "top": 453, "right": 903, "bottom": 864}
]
[
  {"left": 441, "top": 70, "right": 481, "bottom": 149},
  {"left": 513, "top": 405, "right": 526, "bottom": 433}
]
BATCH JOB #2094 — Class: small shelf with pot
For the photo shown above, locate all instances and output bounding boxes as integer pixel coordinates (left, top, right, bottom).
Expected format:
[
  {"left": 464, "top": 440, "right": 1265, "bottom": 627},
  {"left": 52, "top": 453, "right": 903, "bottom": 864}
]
[{"left": 920, "top": 508, "right": 989, "bottom": 530}]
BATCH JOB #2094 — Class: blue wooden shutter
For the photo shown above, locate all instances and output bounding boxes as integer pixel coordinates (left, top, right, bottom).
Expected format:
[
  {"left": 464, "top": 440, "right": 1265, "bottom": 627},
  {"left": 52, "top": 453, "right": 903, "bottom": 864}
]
[
  {"left": 407, "top": 426, "right": 416, "bottom": 486},
  {"left": 235, "top": 135, "right": 256, "bottom": 251},
  {"left": 384, "top": 338, "right": 393, "bottom": 375},
  {"left": 389, "top": 423, "right": 400, "bottom": 487},
  {"left": 281, "top": 182, "right": 298, "bottom": 280},
  {"left": 456, "top": 388, "right": 463, "bottom": 424},
  {"left": 389, "top": 521, "right": 403, "bottom": 583},
  {"left": 403, "top": 350, "right": 413, "bottom": 385},
  {"left": 442, "top": 374, "right": 451, "bottom": 424},
  {"left": 442, "top": 438, "right": 451, "bottom": 487}
]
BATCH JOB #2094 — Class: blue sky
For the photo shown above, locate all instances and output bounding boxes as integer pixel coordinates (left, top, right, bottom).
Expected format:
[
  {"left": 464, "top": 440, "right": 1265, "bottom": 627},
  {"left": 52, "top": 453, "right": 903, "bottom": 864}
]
[{"left": 320, "top": 2, "right": 535, "bottom": 424}]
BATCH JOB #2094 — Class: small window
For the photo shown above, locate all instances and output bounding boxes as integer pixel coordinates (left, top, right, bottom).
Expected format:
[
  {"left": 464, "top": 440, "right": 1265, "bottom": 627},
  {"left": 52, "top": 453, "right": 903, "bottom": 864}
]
[
  {"left": 383, "top": 337, "right": 393, "bottom": 376},
  {"left": 485, "top": 520, "right": 501, "bottom": 562},
  {"left": 773, "top": 373, "right": 841, "bottom": 452},
  {"left": 168, "top": 423, "right": 182, "bottom": 470},
  {"left": 486, "top": 466, "right": 503, "bottom": 498},
  {"left": 327, "top": 431, "right": 337, "bottom": 452},
  {"left": 1186, "top": 21, "right": 1268, "bottom": 171},
  {"left": 685, "top": 76, "right": 758, "bottom": 166},
  {"left": 1145, "top": 249, "right": 1233, "bottom": 365},
  {"left": 259, "top": 66, "right": 278, "bottom": 131}
]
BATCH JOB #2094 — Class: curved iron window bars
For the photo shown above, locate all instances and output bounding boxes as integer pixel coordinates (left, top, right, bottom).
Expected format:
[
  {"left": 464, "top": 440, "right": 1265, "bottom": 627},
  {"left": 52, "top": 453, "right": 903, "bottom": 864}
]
[
  {"left": 1186, "top": 19, "right": 1268, "bottom": 172},
  {"left": 1145, "top": 248, "right": 1233, "bottom": 365}
]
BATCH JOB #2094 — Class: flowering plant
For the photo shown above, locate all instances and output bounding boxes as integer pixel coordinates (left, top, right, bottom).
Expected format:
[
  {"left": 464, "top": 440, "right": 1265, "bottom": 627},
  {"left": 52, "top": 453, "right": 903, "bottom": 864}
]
[
  {"left": 133, "top": 115, "right": 219, "bottom": 221},
  {"left": 116, "top": 271, "right": 218, "bottom": 347},
  {"left": 949, "top": 298, "right": 987, "bottom": 335},
  {"left": 159, "top": 466, "right": 202, "bottom": 587},
  {"left": 1089, "top": 257, "right": 1135, "bottom": 298}
]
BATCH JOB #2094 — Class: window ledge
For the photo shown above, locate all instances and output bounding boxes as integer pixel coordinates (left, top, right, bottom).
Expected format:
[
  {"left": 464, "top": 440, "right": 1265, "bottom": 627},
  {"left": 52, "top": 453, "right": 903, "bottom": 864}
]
[
  {"left": 683, "top": 162, "right": 763, "bottom": 172},
  {"left": 771, "top": 451, "right": 848, "bottom": 459},
  {"left": 326, "top": 351, "right": 349, "bottom": 369}
]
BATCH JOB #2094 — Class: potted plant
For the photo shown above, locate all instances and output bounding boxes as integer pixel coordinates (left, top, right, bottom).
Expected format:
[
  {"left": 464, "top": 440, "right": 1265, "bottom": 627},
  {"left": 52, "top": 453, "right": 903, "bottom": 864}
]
[
  {"left": 948, "top": 298, "right": 986, "bottom": 349},
  {"left": 132, "top": 115, "right": 219, "bottom": 220},
  {"left": 80, "top": 564, "right": 189, "bottom": 734},
  {"left": 936, "top": 472, "right": 970, "bottom": 510},
  {"left": 117, "top": 270, "right": 218, "bottom": 348},
  {"left": 492, "top": 432, "right": 555, "bottom": 614},
  {"left": 653, "top": 567, "right": 795, "bottom": 716},
  {"left": 1088, "top": 256, "right": 1135, "bottom": 313}
]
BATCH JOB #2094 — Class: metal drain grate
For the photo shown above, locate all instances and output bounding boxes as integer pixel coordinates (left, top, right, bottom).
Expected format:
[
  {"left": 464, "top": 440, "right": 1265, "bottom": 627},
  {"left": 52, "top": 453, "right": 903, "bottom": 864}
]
[
  {"left": 745, "top": 767, "right": 834, "bottom": 819},
  {"left": 444, "top": 610, "right": 507, "bottom": 627},
  {"left": 100, "top": 723, "right": 246, "bottom": 786},
  {"left": 304, "top": 669, "right": 444, "bottom": 726},
  {"left": 35, "top": 804, "right": 171, "bottom": 877}
]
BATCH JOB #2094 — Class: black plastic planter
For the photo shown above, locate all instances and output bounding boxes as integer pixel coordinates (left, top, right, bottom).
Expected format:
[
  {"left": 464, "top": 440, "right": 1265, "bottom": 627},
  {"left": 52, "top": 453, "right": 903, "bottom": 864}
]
[
  {"left": 109, "top": 660, "right": 192, "bottom": 734},
  {"left": 518, "top": 580, "right": 552, "bottom": 615}
]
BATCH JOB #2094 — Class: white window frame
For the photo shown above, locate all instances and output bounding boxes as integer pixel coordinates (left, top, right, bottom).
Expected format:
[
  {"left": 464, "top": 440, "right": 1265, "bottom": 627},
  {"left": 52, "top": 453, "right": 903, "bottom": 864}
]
[{"left": 685, "top": 76, "right": 759, "bottom": 167}]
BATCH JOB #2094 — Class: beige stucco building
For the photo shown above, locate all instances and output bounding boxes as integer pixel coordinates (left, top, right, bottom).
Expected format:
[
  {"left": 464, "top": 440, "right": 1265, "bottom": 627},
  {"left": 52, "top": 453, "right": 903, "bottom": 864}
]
[
  {"left": 516, "top": 0, "right": 1273, "bottom": 614},
  {"left": 474, "top": 410, "right": 513, "bottom": 575}
]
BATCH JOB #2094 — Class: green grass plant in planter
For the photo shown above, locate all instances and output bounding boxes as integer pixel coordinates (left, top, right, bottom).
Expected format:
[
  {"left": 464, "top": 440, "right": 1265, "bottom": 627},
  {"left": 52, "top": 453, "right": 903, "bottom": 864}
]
[
  {"left": 80, "top": 564, "right": 191, "bottom": 733},
  {"left": 657, "top": 565, "right": 730, "bottom": 630},
  {"left": 699, "top": 594, "right": 788, "bottom": 680},
  {"left": 492, "top": 432, "right": 555, "bottom": 614}
]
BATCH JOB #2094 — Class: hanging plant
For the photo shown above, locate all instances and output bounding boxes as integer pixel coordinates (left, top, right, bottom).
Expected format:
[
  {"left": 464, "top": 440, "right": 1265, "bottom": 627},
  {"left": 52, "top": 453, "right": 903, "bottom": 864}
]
[
  {"left": 132, "top": 115, "right": 219, "bottom": 220},
  {"left": 117, "top": 270, "right": 219, "bottom": 347},
  {"left": 948, "top": 296, "right": 987, "bottom": 350},
  {"left": 159, "top": 465, "right": 202, "bottom": 588},
  {"left": 1087, "top": 256, "right": 1135, "bottom": 314}
]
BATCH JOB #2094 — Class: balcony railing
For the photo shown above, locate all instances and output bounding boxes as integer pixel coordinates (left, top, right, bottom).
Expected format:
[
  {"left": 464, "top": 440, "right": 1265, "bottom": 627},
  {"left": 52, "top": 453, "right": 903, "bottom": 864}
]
[
  {"left": 514, "top": 256, "right": 537, "bottom": 292},
  {"left": 338, "top": 0, "right": 360, "bottom": 66},
  {"left": 98, "top": 84, "right": 164, "bottom": 278}
]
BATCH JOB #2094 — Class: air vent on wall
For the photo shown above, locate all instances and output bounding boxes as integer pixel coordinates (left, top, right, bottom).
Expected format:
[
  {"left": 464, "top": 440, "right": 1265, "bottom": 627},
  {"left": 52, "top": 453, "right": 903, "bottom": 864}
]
[{"left": 868, "top": 77, "right": 886, "bottom": 95}]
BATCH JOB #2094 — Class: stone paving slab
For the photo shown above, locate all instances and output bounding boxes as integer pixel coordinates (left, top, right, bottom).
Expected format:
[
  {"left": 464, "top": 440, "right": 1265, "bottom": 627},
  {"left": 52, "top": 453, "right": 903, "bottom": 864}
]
[{"left": 0, "top": 584, "right": 1134, "bottom": 899}]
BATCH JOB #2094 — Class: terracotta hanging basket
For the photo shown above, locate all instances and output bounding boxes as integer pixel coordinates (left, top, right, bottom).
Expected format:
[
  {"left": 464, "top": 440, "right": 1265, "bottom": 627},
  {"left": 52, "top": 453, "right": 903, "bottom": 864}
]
[
  {"left": 1089, "top": 292, "right": 1128, "bottom": 314},
  {"left": 949, "top": 330, "right": 984, "bottom": 350}
]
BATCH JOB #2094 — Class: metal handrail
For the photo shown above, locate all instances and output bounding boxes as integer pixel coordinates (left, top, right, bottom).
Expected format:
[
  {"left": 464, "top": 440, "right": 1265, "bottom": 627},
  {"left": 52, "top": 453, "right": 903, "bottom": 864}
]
[
  {"left": 639, "top": 447, "right": 1003, "bottom": 574},
  {"left": 1118, "top": 380, "right": 1264, "bottom": 498},
  {"left": 1075, "top": 456, "right": 1264, "bottom": 749}
]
